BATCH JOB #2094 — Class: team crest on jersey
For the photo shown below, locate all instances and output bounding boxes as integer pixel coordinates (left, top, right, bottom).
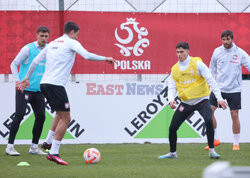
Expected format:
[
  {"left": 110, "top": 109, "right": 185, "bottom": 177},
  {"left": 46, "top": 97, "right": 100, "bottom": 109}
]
[
  {"left": 179, "top": 105, "right": 184, "bottom": 112},
  {"left": 233, "top": 55, "right": 238, "bottom": 60},
  {"left": 190, "top": 69, "right": 194, "bottom": 76},
  {"left": 65, "top": 102, "right": 70, "bottom": 109}
]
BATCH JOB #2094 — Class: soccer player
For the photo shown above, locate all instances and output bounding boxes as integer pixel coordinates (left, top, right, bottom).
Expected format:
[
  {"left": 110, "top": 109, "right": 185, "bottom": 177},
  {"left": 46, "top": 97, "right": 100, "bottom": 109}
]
[
  {"left": 18, "top": 21, "right": 115, "bottom": 165},
  {"left": 5, "top": 26, "right": 50, "bottom": 156},
  {"left": 206, "top": 30, "right": 250, "bottom": 151},
  {"left": 158, "top": 42, "right": 227, "bottom": 159}
]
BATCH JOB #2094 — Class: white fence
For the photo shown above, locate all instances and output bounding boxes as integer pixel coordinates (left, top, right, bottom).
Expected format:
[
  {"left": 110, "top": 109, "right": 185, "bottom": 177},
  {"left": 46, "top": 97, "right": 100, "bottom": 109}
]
[{"left": 0, "top": 0, "right": 249, "bottom": 12}]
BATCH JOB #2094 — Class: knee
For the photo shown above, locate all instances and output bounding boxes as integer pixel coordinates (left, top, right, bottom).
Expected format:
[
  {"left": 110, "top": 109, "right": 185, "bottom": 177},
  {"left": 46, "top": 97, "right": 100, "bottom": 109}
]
[
  {"left": 65, "top": 116, "right": 71, "bottom": 124},
  {"left": 230, "top": 110, "right": 239, "bottom": 120},
  {"left": 61, "top": 116, "right": 71, "bottom": 125},
  {"left": 57, "top": 112, "right": 71, "bottom": 124}
]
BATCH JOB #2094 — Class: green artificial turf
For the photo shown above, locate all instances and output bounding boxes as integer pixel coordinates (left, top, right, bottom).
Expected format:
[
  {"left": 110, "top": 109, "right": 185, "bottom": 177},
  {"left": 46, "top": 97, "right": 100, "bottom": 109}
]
[{"left": 0, "top": 143, "right": 249, "bottom": 178}]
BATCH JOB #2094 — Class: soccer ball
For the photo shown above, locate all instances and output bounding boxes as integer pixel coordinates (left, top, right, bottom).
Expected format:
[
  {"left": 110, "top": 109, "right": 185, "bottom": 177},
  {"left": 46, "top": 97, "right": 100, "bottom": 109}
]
[{"left": 83, "top": 148, "right": 101, "bottom": 164}]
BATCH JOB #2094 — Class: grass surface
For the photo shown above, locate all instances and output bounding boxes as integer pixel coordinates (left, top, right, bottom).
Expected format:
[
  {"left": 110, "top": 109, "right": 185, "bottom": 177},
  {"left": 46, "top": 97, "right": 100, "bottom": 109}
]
[{"left": 0, "top": 143, "right": 250, "bottom": 178}]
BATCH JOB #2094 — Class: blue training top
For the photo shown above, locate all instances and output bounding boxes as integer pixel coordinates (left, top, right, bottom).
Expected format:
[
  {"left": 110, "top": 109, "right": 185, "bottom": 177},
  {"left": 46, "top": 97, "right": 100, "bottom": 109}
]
[{"left": 18, "top": 42, "right": 46, "bottom": 92}]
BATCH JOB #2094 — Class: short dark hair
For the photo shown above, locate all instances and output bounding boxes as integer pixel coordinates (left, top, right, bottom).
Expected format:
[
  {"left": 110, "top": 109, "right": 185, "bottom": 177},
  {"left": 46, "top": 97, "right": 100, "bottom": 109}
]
[
  {"left": 64, "top": 21, "right": 80, "bottom": 34},
  {"left": 37, "top": 26, "right": 50, "bottom": 34},
  {"left": 221, "top": 30, "right": 233, "bottom": 39},
  {"left": 176, "top": 42, "right": 190, "bottom": 50}
]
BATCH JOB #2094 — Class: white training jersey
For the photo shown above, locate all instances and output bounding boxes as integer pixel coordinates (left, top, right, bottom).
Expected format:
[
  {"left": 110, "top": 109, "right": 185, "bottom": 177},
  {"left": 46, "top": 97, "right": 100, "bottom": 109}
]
[
  {"left": 168, "top": 56, "right": 223, "bottom": 105},
  {"left": 209, "top": 43, "right": 250, "bottom": 93},
  {"left": 27, "top": 34, "right": 106, "bottom": 86}
]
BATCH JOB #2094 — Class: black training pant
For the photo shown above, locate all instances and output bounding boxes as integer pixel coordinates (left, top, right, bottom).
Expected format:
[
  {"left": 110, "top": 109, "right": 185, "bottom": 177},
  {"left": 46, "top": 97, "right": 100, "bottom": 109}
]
[
  {"left": 169, "top": 99, "right": 214, "bottom": 152},
  {"left": 8, "top": 90, "right": 45, "bottom": 144}
]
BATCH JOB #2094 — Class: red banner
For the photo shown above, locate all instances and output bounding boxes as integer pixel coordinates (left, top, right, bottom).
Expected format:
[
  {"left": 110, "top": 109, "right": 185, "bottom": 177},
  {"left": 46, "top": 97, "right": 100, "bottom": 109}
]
[{"left": 0, "top": 11, "right": 249, "bottom": 74}]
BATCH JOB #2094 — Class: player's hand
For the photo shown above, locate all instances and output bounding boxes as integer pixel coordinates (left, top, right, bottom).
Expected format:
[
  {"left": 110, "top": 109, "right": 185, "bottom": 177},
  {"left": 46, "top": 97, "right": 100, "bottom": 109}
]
[
  {"left": 15, "top": 81, "right": 21, "bottom": 90},
  {"left": 16, "top": 78, "right": 30, "bottom": 92},
  {"left": 169, "top": 100, "right": 177, "bottom": 109},
  {"left": 106, "top": 57, "right": 115, "bottom": 64},
  {"left": 218, "top": 100, "right": 227, "bottom": 110}
]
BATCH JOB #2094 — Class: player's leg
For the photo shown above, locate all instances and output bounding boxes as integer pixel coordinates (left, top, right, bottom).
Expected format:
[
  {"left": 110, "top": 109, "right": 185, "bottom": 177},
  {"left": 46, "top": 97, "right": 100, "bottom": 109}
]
[
  {"left": 210, "top": 92, "right": 220, "bottom": 142},
  {"left": 29, "top": 92, "right": 46, "bottom": 154},
  {"left": 211, "top": 106, "right": 218, "bottom": 140},
  {"left": 197, "top": 100, "right": 214, "bottom": 148},
  {"left": 231, "top": 110, "right": 240, "bottom": 134},
  {"left": 40, "top": 83, "right": 59, "bottom": 150},
  {"left": 169, "top": 104, "right": 192, "bottom": 152},
  {"left": 6, "top": 90, "right": 29, "bottom": 156},
  {"left": 204, "top": 92, "right": 221, "bottom": 150},
  {"left": 42, "top": 114, "right": 60, "bottom": 150},
  {"left": 40, "top": 84, "right": 70, "bottom": 165},
  {"left": 231, "top": 109, "right": 240, "bottom": 150},
  {"left": 197, "top": 99, "right": 220, "bottom": 159},
  {"left": 226, "top": 92, "right": 241, "bottom": 150},
  {"left": 46, "top": 111, "right": 70, "bottom": 165},
  {"left": 50, "top": 111, "right": 71, "bottom": 153},
  {"left": 158, "top": 103, "right": 192, "bottom": 159}
]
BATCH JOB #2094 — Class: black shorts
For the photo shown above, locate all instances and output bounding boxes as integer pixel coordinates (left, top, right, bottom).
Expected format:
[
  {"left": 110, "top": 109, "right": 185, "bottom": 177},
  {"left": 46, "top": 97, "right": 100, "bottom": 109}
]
[
  {"left": 40, "top": 84, "right": 70, "bottom": 112},
  {"left": 210, "top": 92, "right": 241, "bottom": 110}
]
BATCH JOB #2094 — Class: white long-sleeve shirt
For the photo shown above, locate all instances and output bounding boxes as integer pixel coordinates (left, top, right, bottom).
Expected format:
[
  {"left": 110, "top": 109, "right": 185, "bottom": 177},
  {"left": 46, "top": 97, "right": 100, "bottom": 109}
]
[
  {"left": 168, "top": 56, "right": 223, "bottom": 105},
  {"left": 10, "top": 41, "right": 45, "bottom": 81},
  {"left": 209, "top": 43, "right": 250, "bottom": 93},
  {"left": 26, "top": 34, "right": 107, "bottom": 86}
]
